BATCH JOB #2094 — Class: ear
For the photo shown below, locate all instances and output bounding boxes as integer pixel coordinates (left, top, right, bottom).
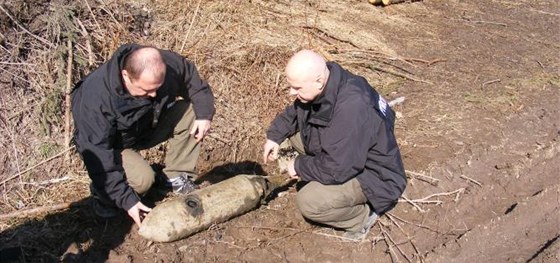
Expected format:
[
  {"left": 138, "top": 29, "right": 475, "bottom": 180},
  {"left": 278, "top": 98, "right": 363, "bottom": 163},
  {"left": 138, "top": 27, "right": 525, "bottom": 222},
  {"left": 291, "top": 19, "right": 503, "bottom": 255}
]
[
  {"left": 316, "top": 77, "right": 325, "bottom": 90},
  {"left": 121, "top": 69, "right": 130, "bottom": 83}
]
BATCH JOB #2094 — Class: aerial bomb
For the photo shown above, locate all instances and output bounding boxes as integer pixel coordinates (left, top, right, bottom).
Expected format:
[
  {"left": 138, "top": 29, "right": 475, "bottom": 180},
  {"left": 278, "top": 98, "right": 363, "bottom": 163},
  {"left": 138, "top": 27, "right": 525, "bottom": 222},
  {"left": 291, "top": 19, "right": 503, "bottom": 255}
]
[{"left": 139, "top": 174, "right": 289, "bottom": 242}]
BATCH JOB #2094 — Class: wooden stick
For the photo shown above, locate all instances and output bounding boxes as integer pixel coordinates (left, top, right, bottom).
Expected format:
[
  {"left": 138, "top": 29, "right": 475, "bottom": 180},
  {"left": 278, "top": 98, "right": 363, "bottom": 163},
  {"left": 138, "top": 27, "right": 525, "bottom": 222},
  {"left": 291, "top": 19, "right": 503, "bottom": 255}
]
[
  {"left": 75, "top": 18, "right": 94, "bottom": 66},
  {"left": 386, "top": 213, "right": 442, "bottom": 234},
  {"left": 64, "top": 40, "right": 73, "bottom": 161},
  {"left": 399, "top": 195, "right": 426, "bottom": 213},
  {"left": 364, "top": 64, "right": 432, "bottom": 84},
  {"left": 409, "top": 188, "right": 465, "bottom": 203},
  {"left": 482, "top": 79, "right": 500, "bottom": 88},
  {"left": 180, "top": 0, "right": 202, "bottom": 53},
  {"left": 82, "top": 0, "right": 102, "bottom": 32},
  {"left": 302, "top": 26, "right": 360, "bottom": 48},
  {"left": 0, "top": 199, "right": 89, "bottom": 220},
  {"left": 0, "top": 5, "right": 54, "bottom": 48},
  {"left": 0, "top": 146, "right": 75, "bottom": 186},
  {"left": 460, "top": 174, "right": 482, "bottom": 187},
  {"left": 405, "top": 170, "right": 440, "bottom": 186}
]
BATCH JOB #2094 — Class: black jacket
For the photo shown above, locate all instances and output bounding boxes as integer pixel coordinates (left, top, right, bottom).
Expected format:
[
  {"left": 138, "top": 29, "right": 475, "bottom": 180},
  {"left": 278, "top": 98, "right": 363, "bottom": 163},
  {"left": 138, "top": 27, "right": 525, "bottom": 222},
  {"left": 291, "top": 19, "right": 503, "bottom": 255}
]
[
  {"left": 71, "top": 44, "right": 215, "bottom": 210},
  {"left": 267, "top": 62, "right": 406, "bottom": 214}
]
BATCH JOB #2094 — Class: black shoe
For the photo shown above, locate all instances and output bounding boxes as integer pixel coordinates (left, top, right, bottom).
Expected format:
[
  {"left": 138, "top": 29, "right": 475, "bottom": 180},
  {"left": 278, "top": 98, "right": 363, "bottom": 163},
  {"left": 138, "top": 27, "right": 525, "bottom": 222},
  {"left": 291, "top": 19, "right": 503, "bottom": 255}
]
[
  {"left": 167, "top": 172, "right": 199, "bottom": 194},
  {"left": 90, "top": 184, "right": 119, "bottom": 218}
]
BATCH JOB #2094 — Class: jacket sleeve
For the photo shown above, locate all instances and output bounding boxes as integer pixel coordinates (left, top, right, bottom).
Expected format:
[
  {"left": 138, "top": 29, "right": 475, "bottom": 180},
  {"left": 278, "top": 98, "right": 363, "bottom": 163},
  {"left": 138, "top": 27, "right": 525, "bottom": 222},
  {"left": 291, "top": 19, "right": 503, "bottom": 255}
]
[
  {"left": 266, "top": 103, "right": 299, "bottom": 144},
  {"left": 295, "top": 99, "right": 373, "bottom": 185},
  {"left": 179, "top": 58, "right": 215, "bottom": 120},
  {"left": 72, "top": 92, "right": 140, "bottom": 211}
]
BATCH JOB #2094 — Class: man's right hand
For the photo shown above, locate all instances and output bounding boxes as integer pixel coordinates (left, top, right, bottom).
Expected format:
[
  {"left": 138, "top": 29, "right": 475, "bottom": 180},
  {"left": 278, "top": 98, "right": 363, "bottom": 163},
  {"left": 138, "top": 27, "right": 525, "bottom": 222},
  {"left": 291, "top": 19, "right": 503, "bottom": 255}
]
[
  {"left": 127, "top": 201, "right": 152, "bottom": 227},
  {"left": 263, "top": 139, "right": 280, "bottom": 164}
]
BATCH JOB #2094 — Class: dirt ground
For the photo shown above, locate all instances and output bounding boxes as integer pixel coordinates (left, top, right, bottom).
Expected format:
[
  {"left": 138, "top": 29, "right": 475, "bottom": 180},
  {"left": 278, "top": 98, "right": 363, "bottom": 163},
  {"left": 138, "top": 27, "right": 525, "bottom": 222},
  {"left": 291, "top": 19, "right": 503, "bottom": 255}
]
[{"left": 0, "top": 0, "right": 559, "bottom": 262}]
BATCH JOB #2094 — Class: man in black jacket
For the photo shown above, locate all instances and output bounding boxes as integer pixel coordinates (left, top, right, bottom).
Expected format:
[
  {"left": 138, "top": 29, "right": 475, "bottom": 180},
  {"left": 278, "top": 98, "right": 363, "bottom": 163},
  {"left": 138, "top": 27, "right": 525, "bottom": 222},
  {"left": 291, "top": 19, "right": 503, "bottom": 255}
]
[
  {"left": 72, "top": 44, "right": 214, "bottom": 227},
  {"left": 263, "top": 50, "right": 406, "bottom": 240}
]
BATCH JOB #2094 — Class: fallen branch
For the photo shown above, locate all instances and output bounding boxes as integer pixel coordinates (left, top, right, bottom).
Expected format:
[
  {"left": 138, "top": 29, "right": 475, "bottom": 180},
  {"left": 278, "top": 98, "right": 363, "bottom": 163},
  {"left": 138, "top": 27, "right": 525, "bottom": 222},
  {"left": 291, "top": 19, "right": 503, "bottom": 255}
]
[
  {"left": 180, "top": 0, "right": 202, "bottom": 53},
  {"left": 400, "top": 195, "right": 426, "bottom": 213},
  {"left": 405, "top": 170, "right": 440, "bottom": 186},
  {"left": 403, "top": 57, "right": 447, "bottom": 67},
  {"left": 408, "top": 188, "right": 465, "bottom": 203},
  {"left": 18, "top": 176, "right": 70, "bottom": 186},
  {"left": 0, "top": 199, "right": 89, "bottom": 220},
  {"left": 75, "top": 18, "right": 94, "bottom": 66},
  {"left": 379, "top": 225, "right": 401, "bottom": 263},
  {"left": 64, "top": 40, "right": 73, "bottom": 161},
  {"left": 460, "top": 174, "right": 482, "bottom": 187},
  {"left": 482, "top": 79, "right": 500, "bottom": 88},
  {"left": 0, "top": 146, "right": 76, "bottom": 186},
  {"left": 302, "top": 26, "right": 360, "bottom": 48},
  {"left": 399, "top": 188, "right": 465, "bottom": 211},
  {"left": 386, "top": 213, "right": 442, "bottom": 234}
]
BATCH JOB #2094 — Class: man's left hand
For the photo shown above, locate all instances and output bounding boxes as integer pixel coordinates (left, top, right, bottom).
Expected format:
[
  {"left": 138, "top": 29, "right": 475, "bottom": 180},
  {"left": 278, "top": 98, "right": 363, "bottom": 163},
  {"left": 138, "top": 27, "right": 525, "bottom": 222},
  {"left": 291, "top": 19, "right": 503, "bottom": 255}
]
[
  {"left": 190, "top": 120, "right": 211, "bottom": 142},
  {"left": 287, "top": 159, "right": 299, "bottom": 180}
]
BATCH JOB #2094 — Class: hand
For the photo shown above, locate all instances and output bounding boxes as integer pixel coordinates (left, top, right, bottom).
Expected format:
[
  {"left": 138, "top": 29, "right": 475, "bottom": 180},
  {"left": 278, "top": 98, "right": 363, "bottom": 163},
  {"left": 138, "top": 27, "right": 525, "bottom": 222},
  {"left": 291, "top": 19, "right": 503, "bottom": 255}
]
[
  {"left": 190, "top": 119, "right": 211, "bottom": 142},
  {"left": 287, "top": 159, "right": 299, "bottom": 179},
  {"left": 127, "top": 201, "right": 152, "bottom": 227},
  {"left": 263, "top": 139, "right": 280, "bottom": 164}
]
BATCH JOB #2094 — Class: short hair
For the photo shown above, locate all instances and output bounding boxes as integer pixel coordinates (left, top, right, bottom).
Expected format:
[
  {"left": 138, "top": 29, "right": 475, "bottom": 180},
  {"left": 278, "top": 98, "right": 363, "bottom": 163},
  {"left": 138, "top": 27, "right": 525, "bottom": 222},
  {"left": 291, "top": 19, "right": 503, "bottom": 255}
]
[{"left": 123, "top": 47, "right": 166, "bottom": 81}]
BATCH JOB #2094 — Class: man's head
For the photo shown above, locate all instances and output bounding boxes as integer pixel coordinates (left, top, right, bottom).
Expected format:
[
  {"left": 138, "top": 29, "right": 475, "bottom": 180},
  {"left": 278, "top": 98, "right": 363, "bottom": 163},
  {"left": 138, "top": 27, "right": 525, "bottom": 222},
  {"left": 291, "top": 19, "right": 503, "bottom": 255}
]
[
  {"left": 285, "top": 50, "right": 329, "bottom": 103},
  {"left": 121, "top": 47, "right": 166, "bottom": 98}
]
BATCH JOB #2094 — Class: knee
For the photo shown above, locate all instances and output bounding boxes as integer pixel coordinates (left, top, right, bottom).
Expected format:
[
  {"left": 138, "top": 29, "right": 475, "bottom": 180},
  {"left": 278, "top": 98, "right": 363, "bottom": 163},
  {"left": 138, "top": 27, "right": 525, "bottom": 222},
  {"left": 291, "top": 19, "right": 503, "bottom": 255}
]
[
  {"left": 296, "top": 186, "right": 329, "bottom": 220},
  {"left": 129, "top": 171, "right": 156, "bottom": 195}
]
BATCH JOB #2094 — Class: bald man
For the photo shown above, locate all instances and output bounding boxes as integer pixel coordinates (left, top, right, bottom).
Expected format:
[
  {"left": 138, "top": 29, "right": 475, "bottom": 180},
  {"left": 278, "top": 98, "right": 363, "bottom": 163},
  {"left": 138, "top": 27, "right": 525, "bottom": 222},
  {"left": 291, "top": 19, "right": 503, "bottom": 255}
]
[
  {"left": 263, "top": 50, "right": 406, "bottom": 240},
  {"left": 72, "top": 44, "right": 214, "bottom": 227}
]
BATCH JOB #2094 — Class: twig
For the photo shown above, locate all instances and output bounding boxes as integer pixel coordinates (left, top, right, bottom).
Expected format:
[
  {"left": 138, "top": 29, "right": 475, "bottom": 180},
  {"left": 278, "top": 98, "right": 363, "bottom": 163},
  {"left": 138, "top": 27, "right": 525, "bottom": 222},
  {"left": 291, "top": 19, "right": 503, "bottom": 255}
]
[
  {"left": 180, "top": 0, "right": 202, "bottom": 53},
  {"left": 75, "top": 18, "right": 94, "bottom": 66},
  {"left": 413, "top": 188, "right": 465, "bottom": 202},
  {"left": 482, "top": 79, "right": 500, "bottom": 88},
  {"left": 403, "top": 57, "right": 447, "bottom": 67},
  {"left": 207, "top": 133, "right": 232, "bottom": 144},
  {"left": 460, "top": 174, "right": 482, "bottom": 187},
  {"left": 0, "top": 199, "right": 89, "bottom": 220},
  {"left": 461, "top": 17, "right": 507, "bottom": 27},
  {"left": 386, "top": 213, "right": 441, "bottom": 234},
  {"left": 302, "top": 26, "right": 359, "bottom": 48},
  {"left": 0, "top": 62, "right": 35, "bottom": 65},
  {"left": 64, "top": 40, "right": 73, "bottom": 161},
  {"left": 18, "top": 176, "right": 70, "bottom": 186},
  {"left": 82, "top": 0, "right": 102, "bottom": 32},
  {"left": 385, "top": 214, "right": 425, "bottom": 262},
  {"left": 399, "top": 195, "right": 426, "bottom": 213},
  {"left": 0, "top": 67, "right": 35, "bottom": 86},
  {"left": 97, "top": 0, "right": 124, "bottom": 31},
  {"left": 0, "top": 146, "right": 76, "bottom": 186},
  {"left": 379, "top": 223, "right": 412, "bottom": 263},
  {"left": 362, "top": 63, "right": 432, "bottom": 84},
  {"left": 405, "top": 170, "right": 440, "bottom": 186},
  {"left": 0, "top": 5, "right": 54, "bottom": 48},
  {"left": 379, "top": 225, "right": 400, "bottom": 263}
]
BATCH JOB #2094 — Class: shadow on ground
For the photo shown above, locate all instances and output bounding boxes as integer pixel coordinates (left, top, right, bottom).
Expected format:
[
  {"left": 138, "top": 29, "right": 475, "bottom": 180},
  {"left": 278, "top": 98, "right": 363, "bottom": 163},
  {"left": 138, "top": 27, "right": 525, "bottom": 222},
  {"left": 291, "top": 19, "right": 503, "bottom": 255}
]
[{"left": 0, "top": 197, "right": 132, "bottom": 263}]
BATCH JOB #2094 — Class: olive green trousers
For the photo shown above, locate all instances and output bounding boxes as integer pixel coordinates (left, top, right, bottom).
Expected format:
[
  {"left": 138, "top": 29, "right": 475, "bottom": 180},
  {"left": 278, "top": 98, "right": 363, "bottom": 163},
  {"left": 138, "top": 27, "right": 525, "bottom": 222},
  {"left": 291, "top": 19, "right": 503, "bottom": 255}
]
[
  {"left": 122, "top": 100, "right": 200, "bottom": 195},
  {"left": 288, "top": 134, "right": 371, "bottom": 232}
]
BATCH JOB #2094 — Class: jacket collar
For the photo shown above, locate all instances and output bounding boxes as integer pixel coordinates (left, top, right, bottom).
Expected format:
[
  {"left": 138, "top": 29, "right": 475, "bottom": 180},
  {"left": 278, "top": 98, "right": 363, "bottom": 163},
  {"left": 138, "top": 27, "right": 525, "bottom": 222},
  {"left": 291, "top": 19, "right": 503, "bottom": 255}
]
[
  {"left": 307, "top": 62, "right": 345, "bottom": 126},
  {"left": 106, "top": 44, "right": 142, "bottom": 97}
]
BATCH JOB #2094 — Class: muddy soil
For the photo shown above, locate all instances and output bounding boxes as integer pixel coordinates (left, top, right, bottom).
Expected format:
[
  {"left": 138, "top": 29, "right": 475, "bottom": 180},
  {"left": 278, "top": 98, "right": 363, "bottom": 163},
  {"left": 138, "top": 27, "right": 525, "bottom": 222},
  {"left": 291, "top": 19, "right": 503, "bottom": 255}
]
[{"left": 1, "top": 0, "right": 559, "bottom": 262}]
